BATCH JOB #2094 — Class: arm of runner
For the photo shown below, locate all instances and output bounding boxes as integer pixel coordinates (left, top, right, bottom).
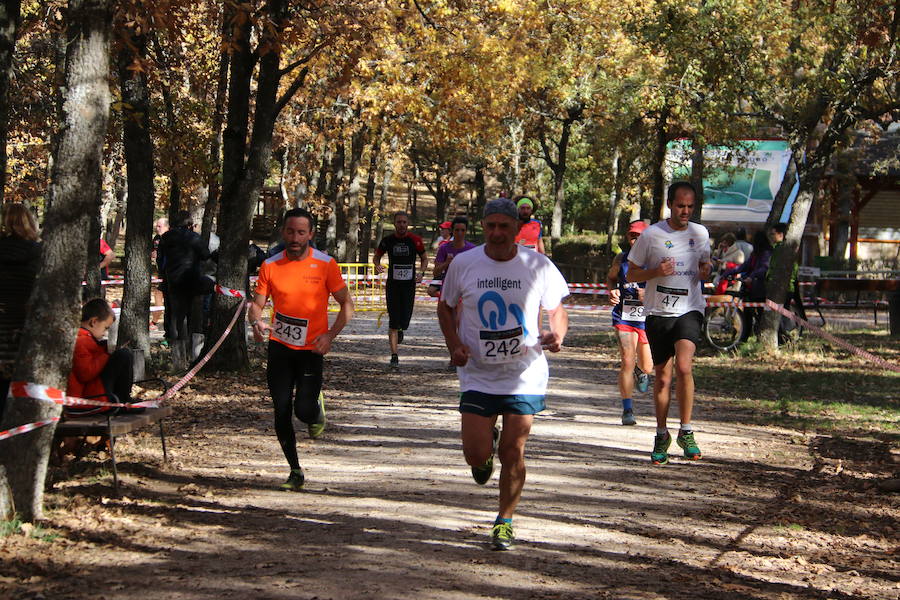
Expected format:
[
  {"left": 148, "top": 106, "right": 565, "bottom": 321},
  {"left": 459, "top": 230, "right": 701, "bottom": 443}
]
[
  {"left": 698, "top": 260, "right": 712, "bottom": 282},
  {"left": 540, "top": 304, "right": 568, "bottom": 352},
  {"left": 626, "top": 259, "right": 673, "bottom": 283},
  {"left": 314, "top": 287, "right": 354, "bottom": 355},
  {"left": 437, "top": 299, "right": 470, "bottom": 366},
  {"left": 247, "top": 292, "right": 271, "bottom": 343},
  {"left": 536, "top": 236, "right": 546, "bottom": 255},
  {"left": 99, "top": 245, "right": 114, "bottom": 271},
  {"left": 373, "top": 248, "right": 385, "bottom": 274},
  {"left": 417, "top": 251, "right": 428, "bottom": 283},
  {"left": 606, "top": 254, "right": 621, "bottom": 305}
]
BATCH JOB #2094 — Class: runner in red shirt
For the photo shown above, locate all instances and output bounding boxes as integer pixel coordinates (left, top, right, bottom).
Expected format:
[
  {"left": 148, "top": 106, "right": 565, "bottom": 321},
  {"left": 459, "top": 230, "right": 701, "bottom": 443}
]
[
  {"left": 513, "top": 196, "right": 545, "bottom": 255},
  {"left": 248, "top": 208, "right": 354, "bottom": 491}
]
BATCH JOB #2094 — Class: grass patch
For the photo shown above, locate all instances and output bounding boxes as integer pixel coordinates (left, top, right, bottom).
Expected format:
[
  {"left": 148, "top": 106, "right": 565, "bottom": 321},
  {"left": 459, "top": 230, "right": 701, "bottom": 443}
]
[
  {"left": 696, "top": 327, "right": 900, "bottom": 439},
  {"left": 1, "top": 517, "right": 59, "bottom": 542}
]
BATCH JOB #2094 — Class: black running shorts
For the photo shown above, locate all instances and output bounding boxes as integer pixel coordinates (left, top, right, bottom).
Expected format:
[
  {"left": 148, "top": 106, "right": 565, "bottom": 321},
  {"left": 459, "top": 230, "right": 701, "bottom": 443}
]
[
  {"left": 645, "top": 311, "right": 703, "bottom": 366},
  {"left": 385, "top": 280, "right": 416, "bottom": 330}
]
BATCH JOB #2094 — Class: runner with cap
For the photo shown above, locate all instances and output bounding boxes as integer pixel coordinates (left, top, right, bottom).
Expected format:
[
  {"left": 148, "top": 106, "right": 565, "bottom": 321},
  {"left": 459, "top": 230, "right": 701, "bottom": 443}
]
[
  {"left": 626, "top": 182, "right": 711, "bottom": 465},
  {"left": 513, "top": 196, "right": 545, "bottom": 255},
  {"left": 606, "top": 220, "right": 653, "bottom": 425},
  {"left": 374, "top": 211, "right": 428, "bottom": 369},
  {"left": 438, "top": 198, "right": 569, "bottom": 551},
  {"left": 433, "top": 220, "right": 453, "bottom": 251},
  {"left": 248, "top": 208, "right": 355, "bottom": 490}
]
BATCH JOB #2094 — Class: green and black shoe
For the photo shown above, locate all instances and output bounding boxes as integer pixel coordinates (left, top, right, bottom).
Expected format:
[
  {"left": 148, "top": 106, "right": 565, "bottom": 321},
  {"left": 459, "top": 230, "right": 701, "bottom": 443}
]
[
  {"left": 280, "top": 468, "right": 305, "bottom": 491},
  {"left": 308, "top": 392, "right": 326, "bottom": 439},
  {"left": 491, "top": 522, "right": 514, "bottom": 551},
  {"left": 650, "top": 431, "right": 672, "bottom": 465}
]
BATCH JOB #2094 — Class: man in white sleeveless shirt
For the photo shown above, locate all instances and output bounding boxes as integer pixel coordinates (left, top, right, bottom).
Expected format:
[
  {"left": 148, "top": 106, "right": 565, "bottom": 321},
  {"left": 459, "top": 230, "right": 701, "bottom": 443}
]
[{"left": 626, "top": 182, "right": 711, "bottom": 465}]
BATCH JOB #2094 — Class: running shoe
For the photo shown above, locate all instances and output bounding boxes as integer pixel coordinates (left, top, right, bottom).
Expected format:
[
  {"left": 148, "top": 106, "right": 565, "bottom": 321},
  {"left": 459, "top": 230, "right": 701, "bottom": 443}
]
[
  {"left": 308, "top": 392, "right": 326, "bottom": 439},
  {"left": 491, "top": 522, "right": 514, "bottom": 551},
  {"left": 650, "top": 431, "right": 671, "bottom": 465},
  {"left": 676, "top": 431, "right": 702, "bottom": 460},
  {"left": 471, "top": 426, "right": 499, "bottom": 485},
  {"left": 280, "top": 468, "right": 304, "bottom": 491},
  {"left": 389, "top": 354, "right": 399, "bottom": 369},
  {"left": 621, "top": 409, "right": 636, "bottom": 426},
  {"left": 635, "top": 369, "right": 650, "bottom": 394}
]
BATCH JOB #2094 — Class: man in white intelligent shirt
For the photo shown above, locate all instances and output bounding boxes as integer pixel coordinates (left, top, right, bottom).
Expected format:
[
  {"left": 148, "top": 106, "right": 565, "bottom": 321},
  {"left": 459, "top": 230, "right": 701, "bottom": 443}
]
[
  {"left": 627, "top": 182, "right": 711, "bottom": 465},
  {"left": 437, "top": 198, "right": 569, "bottom": 551}
]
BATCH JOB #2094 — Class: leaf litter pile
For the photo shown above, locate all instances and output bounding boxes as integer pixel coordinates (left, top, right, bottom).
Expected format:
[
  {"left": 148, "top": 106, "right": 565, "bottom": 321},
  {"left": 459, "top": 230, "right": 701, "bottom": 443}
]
[{"left": 1, "top": 309, "right": 898, "bottom": 600}]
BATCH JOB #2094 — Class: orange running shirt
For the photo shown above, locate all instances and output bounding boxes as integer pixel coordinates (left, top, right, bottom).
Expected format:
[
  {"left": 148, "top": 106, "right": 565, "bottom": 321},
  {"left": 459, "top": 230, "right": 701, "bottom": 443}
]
[
  {"left": 515, "top": 219, "right": 543, "bottom": 249},
  {"left": 255, "top": 248, "right": 346, "bottom": 350}
]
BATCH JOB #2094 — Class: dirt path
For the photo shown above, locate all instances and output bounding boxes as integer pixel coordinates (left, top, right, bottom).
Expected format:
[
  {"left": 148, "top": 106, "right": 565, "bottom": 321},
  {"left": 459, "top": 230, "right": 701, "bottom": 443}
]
[{"left": 1, "top": 307, "right": 897, "bottom": 599}]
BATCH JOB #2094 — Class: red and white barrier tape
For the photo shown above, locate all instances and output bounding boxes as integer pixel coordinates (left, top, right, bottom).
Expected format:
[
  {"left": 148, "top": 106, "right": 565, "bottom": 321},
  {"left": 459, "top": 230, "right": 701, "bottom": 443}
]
[
  {"left": 0, "top": 417, "right": 61, "bottom": 442},
  {"left": 214, "top": 284, "right": 246, "bottom": 299},
  {"left": 765, "top": 299, "right": 900, "bottom": 373},
  {"left": 155, "top": 298, "right": 247, "bottom": 402},
  {"left": 8, "top": 382, "right": 160, "bottom": 410}
]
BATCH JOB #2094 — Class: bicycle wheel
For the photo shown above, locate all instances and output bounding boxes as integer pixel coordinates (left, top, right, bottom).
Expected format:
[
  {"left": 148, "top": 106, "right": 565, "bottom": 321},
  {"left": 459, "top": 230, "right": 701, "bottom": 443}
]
[{"left": 705, "top": 305, "right": 743, "bottom": 352}]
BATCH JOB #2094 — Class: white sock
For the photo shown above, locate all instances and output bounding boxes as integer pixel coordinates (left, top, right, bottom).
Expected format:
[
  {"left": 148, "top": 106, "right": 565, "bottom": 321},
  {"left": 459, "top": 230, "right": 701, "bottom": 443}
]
[
  {"left": 680, "top": 423, "right": 693, "bottom": 434},
  {"left": 656, "top": 427, "right": 668, "bottom": 436}
]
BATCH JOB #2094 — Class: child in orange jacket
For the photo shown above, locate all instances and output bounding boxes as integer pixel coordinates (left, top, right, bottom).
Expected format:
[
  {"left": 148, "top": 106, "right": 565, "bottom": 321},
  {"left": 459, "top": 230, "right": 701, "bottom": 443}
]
[{"left": 66, "top": 298, "right": 134, "bottom": 414}]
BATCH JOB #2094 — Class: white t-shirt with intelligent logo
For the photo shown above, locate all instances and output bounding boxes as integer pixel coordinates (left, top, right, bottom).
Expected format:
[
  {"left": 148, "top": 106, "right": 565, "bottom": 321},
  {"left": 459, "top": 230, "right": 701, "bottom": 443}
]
[
  {"left": 627, "top": 221, "right": 710, "bottom": 317},
  {"left": 441, "top": 245, "right": 570, "bottom": 395}
]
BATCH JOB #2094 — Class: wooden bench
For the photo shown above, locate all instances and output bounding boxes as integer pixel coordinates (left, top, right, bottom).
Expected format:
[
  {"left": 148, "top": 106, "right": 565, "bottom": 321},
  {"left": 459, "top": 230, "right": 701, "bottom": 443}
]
[
  {"left": 55, "top": 406, "right": 173, "bottom": 494},
  {"left": 811, "top": 278, "right": 899, "bottom": 326}
]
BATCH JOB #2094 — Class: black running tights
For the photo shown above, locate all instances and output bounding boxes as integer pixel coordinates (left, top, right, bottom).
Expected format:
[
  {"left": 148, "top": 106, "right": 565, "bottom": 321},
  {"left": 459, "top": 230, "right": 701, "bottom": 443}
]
[{"left": 266, "top": 341, "right": 324, "bottom": 470}]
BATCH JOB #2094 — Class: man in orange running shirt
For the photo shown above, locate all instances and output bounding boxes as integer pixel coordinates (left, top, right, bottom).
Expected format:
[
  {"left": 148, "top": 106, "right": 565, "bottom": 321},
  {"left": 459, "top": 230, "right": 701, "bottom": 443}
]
[{"left": 248, "top": 208, "right": 354, "bottom": 491}]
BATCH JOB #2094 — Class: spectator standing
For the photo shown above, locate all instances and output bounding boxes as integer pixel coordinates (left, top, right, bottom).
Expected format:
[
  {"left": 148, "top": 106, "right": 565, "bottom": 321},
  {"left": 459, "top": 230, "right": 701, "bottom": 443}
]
[
  {"left": 150, "top": 217, "right": 170, "bottom": 335},
  {"left": 732, "top": 227, "right": 753, "bottom": 262},
  {"left": 722, "top": 231, "right": 773, "bottom": 341},
  {"left": 158, "top": 210, "right": 213, "bottom": 343}
]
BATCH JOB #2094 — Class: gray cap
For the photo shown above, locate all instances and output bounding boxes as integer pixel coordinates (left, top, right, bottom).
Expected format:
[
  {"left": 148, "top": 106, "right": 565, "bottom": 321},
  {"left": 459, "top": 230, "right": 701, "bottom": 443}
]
[{"left": 483, "top": 197, "right": 518, "bottom": 220}]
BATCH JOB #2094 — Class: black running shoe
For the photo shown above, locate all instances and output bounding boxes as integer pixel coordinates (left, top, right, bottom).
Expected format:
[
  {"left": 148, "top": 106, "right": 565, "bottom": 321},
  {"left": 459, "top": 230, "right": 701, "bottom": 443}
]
[{"left": 471, "top": 427, "right": 499, "bottom": 485}]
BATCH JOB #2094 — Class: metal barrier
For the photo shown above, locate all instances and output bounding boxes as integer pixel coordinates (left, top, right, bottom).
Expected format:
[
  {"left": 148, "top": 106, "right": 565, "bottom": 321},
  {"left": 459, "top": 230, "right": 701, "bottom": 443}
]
[{"left": 334, "top": 263, "right": 385, "bottom": 312}]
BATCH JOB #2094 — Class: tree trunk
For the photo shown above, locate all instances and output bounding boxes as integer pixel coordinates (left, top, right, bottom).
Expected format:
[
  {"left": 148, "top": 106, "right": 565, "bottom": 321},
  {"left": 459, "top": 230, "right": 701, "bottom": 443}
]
[
  {"left": 474, "top": 162, "right": 486, "bottom": 219},
  {"left": 759, "top": 155, "right": 822, "bottom": 351},
  {"left": 605, "top": 147, "right": 621, "bottom": 257},
  {"left": 326, "top": 139, "right": 344, "bottom": 257},
  {"left": 0, "top": 0, "right": 22, "bottom": 205},
  {"left": 206, "top": 0, "right": 296, "bottom": 371},
  {"left": 374, "top": 135, "right": 398, "bottom": 248},
  {"left": 44, "top": 14, "right": 67, "bottom": 215},
  {"left": 344, "top": 124, "right": 367, "bottom": 263},
  {"left": 651, "top": 107, "right": 670, "bottom": 223},
  {"left": 550, "top": 166, "right": 564, "bottom": 243},
  {"left": 85, "top": 207, "right": 103, "bottom": 295},
  {"left": 0, "top": 0, "right": 111, "bottom": 522},
  {"left": 116, "top": 27, "right": 154, "bottom": 356},
  {"left": 200, "top": 8, "right": 230, "bottom": 242},
  {"left": 104, "top": 172, "right": 126, "bottom": 248},
  {"left": 690, "top": 142, "right": 704, "bottom": 223},
  {"left": 764, "top": 156, "right": 798, "bottom": 230},
  {"left": 360, "top": 130, "right": 381, "bottom": 262}
]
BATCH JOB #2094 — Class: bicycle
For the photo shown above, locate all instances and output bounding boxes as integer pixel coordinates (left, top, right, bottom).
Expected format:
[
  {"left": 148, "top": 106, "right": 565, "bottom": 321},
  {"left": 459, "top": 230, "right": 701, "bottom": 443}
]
[{"left": 703, "top": 297, "right": 744, "bottom": 352}]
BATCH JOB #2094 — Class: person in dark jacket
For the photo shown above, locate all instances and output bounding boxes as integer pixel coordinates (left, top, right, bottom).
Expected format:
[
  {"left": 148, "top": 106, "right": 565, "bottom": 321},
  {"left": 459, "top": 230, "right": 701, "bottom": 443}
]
[
  {"left": 157, "top": 210, "right": 213, "bottom": 342},
  {"left": 0, "top": 204, "right": 41, "bottom": 419},
  {"left": 722, "top": 230, "right": 773, "bottom": 341}
]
